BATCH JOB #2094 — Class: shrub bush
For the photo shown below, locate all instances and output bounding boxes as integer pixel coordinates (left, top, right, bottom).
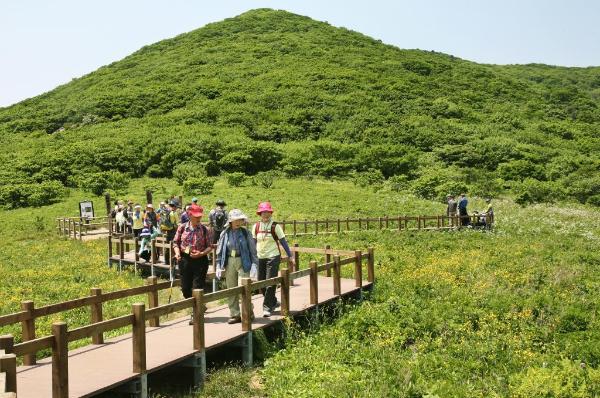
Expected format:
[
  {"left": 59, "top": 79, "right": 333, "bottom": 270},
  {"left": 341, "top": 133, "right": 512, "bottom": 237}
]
[
  {"left": 252, "top": 171, "right": 276, "bottom": 189},
  {"left": 353, "top": 169, "right": 384, "bottom": 189},
  {"left": 183, "top": 177, "right": 215, "bottom": 195},
  {"left": 226, "top": 172, "right": 246, "bottom": 187},
  {"left": 172, "top": 162, "right": 207, "bottom": 185}
]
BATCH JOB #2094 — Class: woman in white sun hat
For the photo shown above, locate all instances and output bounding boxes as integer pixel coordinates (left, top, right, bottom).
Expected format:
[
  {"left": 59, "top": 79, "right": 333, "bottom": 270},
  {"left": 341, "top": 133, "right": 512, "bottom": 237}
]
[{"left": 216, "top": 209, "right": 258, "bottom": 324}]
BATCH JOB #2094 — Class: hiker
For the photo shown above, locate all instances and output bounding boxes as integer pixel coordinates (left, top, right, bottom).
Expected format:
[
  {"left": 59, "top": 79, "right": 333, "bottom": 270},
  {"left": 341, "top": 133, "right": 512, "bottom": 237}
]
[
  {"left": 215, "top": 209, "right": 258, "bottom": 324},
  {"left": 144, "top": 203, "right": 158, "bottom": 230},
  {"left": 139, "top": 226, "right": 160, "bottom": 262},
  {"left": 208, "top": 199, "right": 229, "bottom": 245},
  {"left": 132, "top": 204, "right": 144, "bottom": 237},
  {"left": 125, "top": 200, "right": 134, "bottom": 234},
  {"left": 173, "top": 204, "right": 212, "bottom": 324},
  {"left": 180, "top": 203, "right": 191, "bottom": 224},
  {"left": 483, "top": 198, "right": 494, "bottom": 228},
  {"left": 160, "top": 200, "right": 179, "bottom": 242},
  {"left": 458, "top": 193, "right": 469, "bottom": 226},
  {"left": 115, "top": 203, "right": 127, "bottom": 234},
  {"left": 252, "top": 202, "right": 295, "bottom": 318},
  {"left": 446, "top": 194, "right": 458, "bottom": 226}
]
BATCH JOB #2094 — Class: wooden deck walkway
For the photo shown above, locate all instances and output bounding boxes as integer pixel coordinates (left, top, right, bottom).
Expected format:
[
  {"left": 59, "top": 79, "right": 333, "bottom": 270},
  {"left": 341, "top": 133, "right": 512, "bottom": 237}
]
[{"left": 14, "top": 276, "right": 369, "bottom": 398}]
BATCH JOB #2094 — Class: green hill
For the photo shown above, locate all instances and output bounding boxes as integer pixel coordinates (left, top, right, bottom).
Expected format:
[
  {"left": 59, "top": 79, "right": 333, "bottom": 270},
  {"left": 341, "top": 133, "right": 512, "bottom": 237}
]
[{"left": 1, "top": 8, "right": 600, "bottom": 208}]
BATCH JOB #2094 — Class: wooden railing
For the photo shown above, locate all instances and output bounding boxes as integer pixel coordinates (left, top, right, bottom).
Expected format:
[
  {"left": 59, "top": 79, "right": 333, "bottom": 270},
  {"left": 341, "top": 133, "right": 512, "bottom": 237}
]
[
  {"left": 277, "top": 213, "right": 494, "bottom": 237},
  {"left": 56, "top": 216, "right": 111, "bottom": 240},
  {"left": 0, "top": 245, "right": 374, "bottom": 398}
]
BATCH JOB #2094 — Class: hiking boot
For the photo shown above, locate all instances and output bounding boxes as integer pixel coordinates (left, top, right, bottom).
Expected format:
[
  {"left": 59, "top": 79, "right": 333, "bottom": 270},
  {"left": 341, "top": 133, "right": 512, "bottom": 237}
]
[
  {"left": 263, "top": 307, "right": 271, "bottom": 318},
  {"left": 227, "top": 316, "right": 241, "bottom": 324}
]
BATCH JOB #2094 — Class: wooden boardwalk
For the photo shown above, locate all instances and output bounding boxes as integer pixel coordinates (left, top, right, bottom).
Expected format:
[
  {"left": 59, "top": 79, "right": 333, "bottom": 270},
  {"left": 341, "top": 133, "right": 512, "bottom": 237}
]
[
  {"left": 15, "top": 276, "right": 366, "bottom": 398},
  {"left": 1, "top": 245, "right": 374, "bottom": 398}
]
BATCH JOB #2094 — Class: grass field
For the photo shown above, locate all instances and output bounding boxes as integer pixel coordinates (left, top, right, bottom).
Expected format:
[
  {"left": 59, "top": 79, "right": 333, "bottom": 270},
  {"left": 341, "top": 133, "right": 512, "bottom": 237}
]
[{"left": 1, "top": 177, "right": 599, "bottom": 397}]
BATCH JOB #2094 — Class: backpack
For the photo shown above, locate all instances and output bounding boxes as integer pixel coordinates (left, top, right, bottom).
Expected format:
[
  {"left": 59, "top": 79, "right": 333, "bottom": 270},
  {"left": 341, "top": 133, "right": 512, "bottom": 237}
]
[
  {"left": 160, "top": 209, "right": 174, "bottom": 230},
  {"left": 254, "top": 222, "right": 279, "bottom": 242},
  {"left": 213, "top": 208, "right": 228, "bottom": 231}
]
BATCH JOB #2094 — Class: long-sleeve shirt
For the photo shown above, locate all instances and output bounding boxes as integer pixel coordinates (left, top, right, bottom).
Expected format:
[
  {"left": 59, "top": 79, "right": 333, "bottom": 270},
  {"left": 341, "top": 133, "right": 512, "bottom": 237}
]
[{"left": 173, "top": 222, "right": 211, "bottom": 253}]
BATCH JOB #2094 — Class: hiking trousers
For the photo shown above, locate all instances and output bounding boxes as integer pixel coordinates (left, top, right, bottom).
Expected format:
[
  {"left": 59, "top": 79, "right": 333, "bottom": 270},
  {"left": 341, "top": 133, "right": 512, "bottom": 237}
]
[
  {"left": 225, "top": 257, "right": 254, "bottom": 318},
  {"left": 179, "top": 255, "right": 209, "bottom": 299},
  {"left": 258, "top": 255, "right": 280, "bottom": 310}
]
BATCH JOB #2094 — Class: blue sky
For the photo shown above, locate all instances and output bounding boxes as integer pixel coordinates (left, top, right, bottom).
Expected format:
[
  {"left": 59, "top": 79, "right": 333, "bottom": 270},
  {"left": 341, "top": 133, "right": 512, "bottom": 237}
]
[{"left": 1, "top": 0, "right": 599, "bottom": 107}]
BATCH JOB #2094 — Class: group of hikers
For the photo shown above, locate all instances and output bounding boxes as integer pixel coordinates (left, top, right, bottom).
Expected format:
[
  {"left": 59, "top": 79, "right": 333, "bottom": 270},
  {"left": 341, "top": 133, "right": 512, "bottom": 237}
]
[
  {"left": 446, "top": 193, "right": 494, "bottom": 227},
  {"left": 111, "top": 198, "right": 295, "bottom": 325}
]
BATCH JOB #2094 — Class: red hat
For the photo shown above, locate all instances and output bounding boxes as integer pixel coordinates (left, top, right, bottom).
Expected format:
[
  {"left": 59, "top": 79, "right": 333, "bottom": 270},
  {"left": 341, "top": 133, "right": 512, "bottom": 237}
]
[
  {"left": 188, "top": 204, "right": 204, "bottom": 217},
  {"left": 256, "top": 201, "right": 274, "bottom": 215}
]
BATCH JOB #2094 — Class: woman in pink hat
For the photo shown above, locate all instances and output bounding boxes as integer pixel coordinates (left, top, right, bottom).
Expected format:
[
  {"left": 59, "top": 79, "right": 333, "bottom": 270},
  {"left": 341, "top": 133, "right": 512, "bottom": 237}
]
[
  {"left": 252, "top": 202, "right": 295, "bottom": 317},
  {"left": 173, "top": 204, "right": 212, "bottom": 324}
]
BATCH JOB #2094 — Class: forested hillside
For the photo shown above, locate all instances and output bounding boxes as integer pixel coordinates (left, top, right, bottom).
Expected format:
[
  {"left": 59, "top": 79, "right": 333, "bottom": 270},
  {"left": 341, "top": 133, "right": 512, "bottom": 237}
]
[{"left": 1, "top": 8, "right": 599, "bottom": 208}]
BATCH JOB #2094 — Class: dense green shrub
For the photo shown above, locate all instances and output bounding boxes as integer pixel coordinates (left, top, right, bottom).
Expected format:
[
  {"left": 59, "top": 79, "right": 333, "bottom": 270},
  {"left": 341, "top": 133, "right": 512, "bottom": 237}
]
[
  {"left": 172, "top": 162, "right": 206, "bottom": 185},
  {"left": 183, "top": 177, "right": 215, "bottom": 195},
  {"left": 514, "top": 178, "right": 564, "bottom": 205},
  {"left": 69, "top": 171, "right": 130, "bottom": 196},
  {"left": 226, "top": 172, "right": 246, "bottom": 187},
  {"left": 252, "top": 171, "right": 276, "bottom": 189},
  {"left": 0, "top": 180, "right": 66, "bottom": 208},
  {"left": 353, "top": 169, "right": 384, "bottom": 189}
]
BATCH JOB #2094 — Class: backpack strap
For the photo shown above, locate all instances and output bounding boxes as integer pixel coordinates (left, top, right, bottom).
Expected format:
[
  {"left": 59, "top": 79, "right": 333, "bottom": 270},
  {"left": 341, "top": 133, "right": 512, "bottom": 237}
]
[
  {"left": 270, "top": 222, "right": 279, "bottom": 242},
  {"left": 254, "top": 221, "right": 280, "bottom": 242}
]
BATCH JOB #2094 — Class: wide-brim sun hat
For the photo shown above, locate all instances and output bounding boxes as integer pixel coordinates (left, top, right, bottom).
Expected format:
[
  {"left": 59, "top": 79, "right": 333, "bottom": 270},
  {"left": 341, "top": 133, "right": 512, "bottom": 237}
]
[
  {"left": 228, "top": 209, "right": 248, "bottom": 223},
  {"left": 188, "top": 204, "right": 204, "bottom": 217},
  {"left": 256, "top": 201, "right": 274, "bottom": 215}
]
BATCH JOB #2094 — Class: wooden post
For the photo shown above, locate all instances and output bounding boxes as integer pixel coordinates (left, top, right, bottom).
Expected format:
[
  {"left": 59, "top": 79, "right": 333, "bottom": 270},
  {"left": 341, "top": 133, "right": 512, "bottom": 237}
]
[
  {"left": 358, "top": 217, "right": 362, "bottom": 230},
  {"left": 280, "top": 268, "right": 290, "bottom": 317},
  {"left": 346, "top": 217, "right": 350, "bottom": 231},
  {"left": 134, "top": 238, "right": 140, "bottom": 264},
  {"left": 192, "top": 289, "right": 205, "bottom": 351},
  {"left": 21, "top": 300, "right": 36, "bottom": 365},
  {"left": 119, "top": 236, "right": 125, "bottom": 260},
  {"left": 309, "top": 261, "right": 318, "bottom": 305},
  {"left": 293, "top": 243, "right": 300, "bottom": 271},
  {"left": 354, "top": 250, "right": 363, "bottom": 288},
  {"left": 367, "top": 247, "right": 375, "bottom": 283},
  {"left": 337, "top": 218, "right": 341, "bottom": 234},
  {"left": 379, "top": 216, "right": 383, "bottom": 230},
  {"left": 241, "top": 278, "right": 253, "bottom": 332},
  {"left": 398, "top": 215, "right": 402, "bottom": 231},
  {"left": 366, "top": 218, "right": 369, "bottom": 230},
  {"left": 108, "top": 235, "right": 113, "bottom": 259},
  {"left": 333, "top": 256, "right": 341, "bottom": 296},
  {"left": 78, "top": 222, "right": 83, "bottom": 240},
  {"left": 132, "top": 303, "right": 146, "bottom": 373},
  {"left": 315, "top": 219, "right": 319, "bottom": 235},
  {"left": 52, "top": 322, "right": 68, "bottom": 398},
  {"left": 0, "top": 353, "right": 17, "bottom": 395},
  {"left": 104, "top": 193, "right": 111, "bottom": 216},
  {"left": 417, "top": 216, "right": 422, "bottom": 230},
  {"left": 325, "top": 244, "right": 332, "bottom": 277},
  {"left": 304, "top": 219, "right": 307, "bottom": 234},
  {"left": 293, "top": 220, "right": 297, "bottom": 237},
  {"left": 0, "top": 335, "right": 14, "bottom": 354},
  {"left": 385, "top": 215, "right": 389, "bottom": 229},
  {"left": 90, "top": 288, "right": 104, "bottom": 344},
  {"left": 325, "top": 219, "right": 329, "bottom": 232},
  {"left": 151, "top": 239, "right": 157, "bottom": 276},
  {"left": 146, "top": 276, "right": 160, "bottom": 327}
]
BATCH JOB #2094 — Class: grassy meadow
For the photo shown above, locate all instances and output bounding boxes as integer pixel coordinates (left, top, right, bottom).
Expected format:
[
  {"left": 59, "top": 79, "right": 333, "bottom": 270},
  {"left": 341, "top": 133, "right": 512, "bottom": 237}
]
[{"left": 1, "top": 176, "right": 599, "bottom": 397}]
